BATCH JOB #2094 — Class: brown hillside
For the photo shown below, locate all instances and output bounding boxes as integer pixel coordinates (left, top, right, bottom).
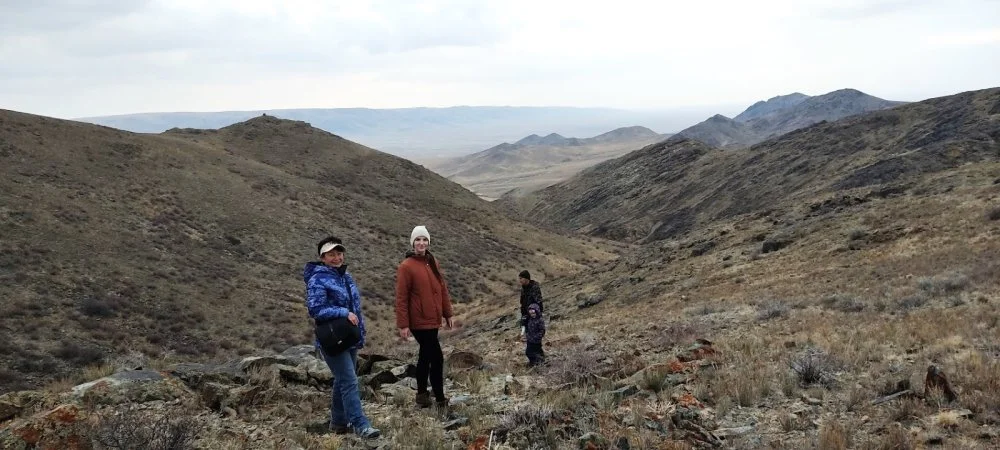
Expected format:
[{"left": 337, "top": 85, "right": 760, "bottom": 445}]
[{"left": 0, "top": 111, "right": 606, "bottom": 393}]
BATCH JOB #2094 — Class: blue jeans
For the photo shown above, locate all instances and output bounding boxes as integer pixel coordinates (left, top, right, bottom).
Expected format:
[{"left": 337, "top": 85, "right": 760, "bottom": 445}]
[{"left": 320, "top": 348, "right": 371, "bottom": 430}]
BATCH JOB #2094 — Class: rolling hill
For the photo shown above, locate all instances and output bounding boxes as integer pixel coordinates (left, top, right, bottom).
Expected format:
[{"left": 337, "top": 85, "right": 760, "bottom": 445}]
[{"left": 0, "top": 111, "right": 607, "bottom": 392}]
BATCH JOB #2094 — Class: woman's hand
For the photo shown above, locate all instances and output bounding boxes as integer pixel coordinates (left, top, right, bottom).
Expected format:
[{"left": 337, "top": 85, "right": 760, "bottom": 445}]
[
  {"left": 444, "top": 317, "right": 454, "bottom": 329},
  {"left": 347, "top": 312, "right": 359, "bottom": 325},
  {"left": 399, "top": 327, "right": 411, "bottom": 339}
]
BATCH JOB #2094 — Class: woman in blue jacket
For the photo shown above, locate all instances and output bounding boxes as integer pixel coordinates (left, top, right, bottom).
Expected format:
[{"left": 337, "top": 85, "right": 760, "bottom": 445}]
[{"left": 303, "top": 236, "right": 380, "bottom": 439}]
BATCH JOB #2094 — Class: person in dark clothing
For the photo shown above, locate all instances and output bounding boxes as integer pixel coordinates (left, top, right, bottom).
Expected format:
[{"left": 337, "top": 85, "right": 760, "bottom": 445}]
[
  {"left": 395, "top": 226, "right": 453, "bottom": 408},
  {"left": 522, "top": 303, "right": 546, "bottom": 367},
  {"left": 518, "top": 270, "right": 543, "bottom": 335}
]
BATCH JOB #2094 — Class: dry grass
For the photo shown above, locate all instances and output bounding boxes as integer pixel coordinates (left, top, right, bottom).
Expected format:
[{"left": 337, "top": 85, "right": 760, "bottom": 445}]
[{"left": 817, "top": 418, "right": 851, "bottom": 450}]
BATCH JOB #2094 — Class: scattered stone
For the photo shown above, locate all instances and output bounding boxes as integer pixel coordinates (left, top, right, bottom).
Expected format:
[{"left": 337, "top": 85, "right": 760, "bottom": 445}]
[
  {"left": 801, "top": 395, "right": 823, "bottom": 406},
  {"left": 615, "top": 436, "right": 630, "bottom": 449},
  {"left": 609, "top": 385, "right": 639, "bottom": 399},
  {"left": 0, "top": 391, "right": 44, "bottom": 422},
  {"left": 677, "top": 339, "right": 717, "bottom": 362},
  {"left": 442, "top": 417, "right": 468, "bottom": 430},
  {"left": 577, "top": 292, "right": 606, "bottom": 309}
]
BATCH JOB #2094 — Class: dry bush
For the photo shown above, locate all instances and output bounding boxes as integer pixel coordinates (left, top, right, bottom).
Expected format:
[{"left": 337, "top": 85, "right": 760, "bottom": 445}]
[
  {"left": 756, "top": 300, "right": 790, "bottom": 321},
  {"left": 542, "top": 343, "right": 610, "bottom": 385},
  {"left": 789, "top": 347, "right": 840, "bottom": 387},
  {"left": 869, "top": 424, "right": 914, "bottom": 450},
  {"left": 86, "top": 406, "right": 200, "bottom": 450},
  {"left": 817, "top": 419, "right": 850, "bottom": 450},
  {"left": 986, "top": 206, "right": 1000, "bottom": 221},
  {"left": 819, "top": 294, "right": 867, "bottom": 313}
]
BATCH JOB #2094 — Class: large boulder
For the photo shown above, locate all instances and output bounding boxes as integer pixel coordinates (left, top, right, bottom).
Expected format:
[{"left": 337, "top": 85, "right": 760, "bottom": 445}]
[
  {"left": 0, "top": 391, "right": 45, "bottom": 422},
  {"left": 72, "top": 371, "right": 191, "bottom": 406}
]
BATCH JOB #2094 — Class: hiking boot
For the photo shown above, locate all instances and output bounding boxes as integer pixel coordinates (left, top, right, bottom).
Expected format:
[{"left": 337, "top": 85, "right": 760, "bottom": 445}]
[
  {"left": 356, "top": 426, "right": 381, "bottom": 439},
  {"left": 415, "top": 391, "right": 432, "bottom": 408},
  {"left": 435, "top": 397, "right": 449, "bottom": 409},
  {"left": 328, "top": 423, "right": 350, "bottom": 434}
]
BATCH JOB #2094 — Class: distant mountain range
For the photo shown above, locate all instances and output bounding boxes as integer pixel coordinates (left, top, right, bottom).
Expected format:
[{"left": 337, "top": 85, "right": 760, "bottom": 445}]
[
  {"left": 77, "top": 106, "right": 722, "bottom": 158},
  {"left": 427, "top": 126, "right": 668, "bottom": 199},
  {"left": 510, "top": 87, "right": 999, "bottom": 242},
  {"left": 676, "top": 89, "right": 906, "bottom": 148}
]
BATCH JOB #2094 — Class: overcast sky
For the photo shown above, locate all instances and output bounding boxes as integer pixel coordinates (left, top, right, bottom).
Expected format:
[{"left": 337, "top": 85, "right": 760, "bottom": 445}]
[{"left": 1, "top": 0, "right": 998, "bottom": 118}]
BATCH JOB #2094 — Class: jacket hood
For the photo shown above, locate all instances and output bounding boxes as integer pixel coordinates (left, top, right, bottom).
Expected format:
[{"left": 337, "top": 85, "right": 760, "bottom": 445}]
[
  {"left": 528, "top": 303, "right": 541, "bottom": 314},
  {"left": 302, "top": 261, "right": 348, "bottom": 283}
]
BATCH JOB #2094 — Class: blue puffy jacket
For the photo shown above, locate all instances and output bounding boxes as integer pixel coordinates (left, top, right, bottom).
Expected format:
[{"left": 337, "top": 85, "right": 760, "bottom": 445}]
[{"left": 303, "top": 262, "right": 366, "bottom": 349}]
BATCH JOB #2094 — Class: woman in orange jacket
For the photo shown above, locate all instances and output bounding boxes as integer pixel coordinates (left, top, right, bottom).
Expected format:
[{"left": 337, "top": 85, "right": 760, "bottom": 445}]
[{"left": 395, "top": 225, "right": 453, "bottom": 408}]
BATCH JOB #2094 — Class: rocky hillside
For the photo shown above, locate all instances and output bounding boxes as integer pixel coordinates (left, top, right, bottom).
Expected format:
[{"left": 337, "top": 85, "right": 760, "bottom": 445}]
[
  {"left": 677, "top": 88, "right": 905, "bottom": 148},
  {"left": 0, "top": 112, "right": 606, "bottom": 393},
  {"left": 428, "top": 126, "right": 667, "bottom": 199},
  {"left": 516, "top": 88, "right": 1000, "bottom": 242}
]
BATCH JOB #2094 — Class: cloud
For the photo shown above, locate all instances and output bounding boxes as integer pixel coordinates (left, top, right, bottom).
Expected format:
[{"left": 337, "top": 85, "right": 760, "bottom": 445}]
[{"left": 0, "top": 0, "right": 997, "bottom": 118}]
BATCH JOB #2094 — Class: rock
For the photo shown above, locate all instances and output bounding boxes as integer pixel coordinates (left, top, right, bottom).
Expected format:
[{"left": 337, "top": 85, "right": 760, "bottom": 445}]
[
  {"left": 677, "top": 339, "right": 717, "bottom": 362},
  {"left": 238, "top": 355, "right": 294, "bottom": 373},
  {"left": 713, "top": 425, "right": 755, "bottom": 438},
  {"left": 197, "top": 382, "right": 230, "bottom": 411},
  {"left": 442, "top": 417, "right": 469, "bottom": 430},
  {"left": 72, "top": 370, "right": 189, "bottom": 405},
  {"left": 1, "top": 404, "right": 86, "bottom": 449},
  {"left": 361, "top": 370, "right": 399, "bottom": 389},
  {"left": 448, "top": 395, "right": 472, "bottom": 406},
  {"left": 577, "top": 292, "right": 606, "bottom": 309},
  {"left": 615, "top": 436, "right": 630, "bottom": 449},
  {"left": 377, "top": 384, "right": 413, "bottom": 404},
  {"left": 609, "top": 385, "right": 639, "bottom": 399},
  {"left": 0, "top": 391, "right": 45, "bottom": 423},
  {"left": 579, "top": 431, "right": 608, "bottom": 449},
  {"left": 281, "top": 344, "right": 317, "bottom": 363},
  {"left": 274, "top": 364, "right": 308, "bottom": 383},
  {"left": 169, "top": 361, "right": 247, "bottom": 386},
  {"left": 802, "top": 395, "right": 823, "bottom": 406},
  {"left": 303, "top": 358, "right": 332, "bottom": 384},
  {"left": 391, "top": 364, "right": 417, "bottom": 379},
  {"left": 447, "top": 351, "right": 484, "bottom": 370}
]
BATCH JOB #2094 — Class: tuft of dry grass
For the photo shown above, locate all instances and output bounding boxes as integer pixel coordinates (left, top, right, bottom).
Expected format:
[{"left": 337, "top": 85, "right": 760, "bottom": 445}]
[{"left": 817, "top": 419, "right": 851, "bottom": 450}]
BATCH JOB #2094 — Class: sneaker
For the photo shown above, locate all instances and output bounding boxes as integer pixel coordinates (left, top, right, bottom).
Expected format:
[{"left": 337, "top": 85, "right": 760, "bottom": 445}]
[
  {"left": 329, "top": 423, "right": 350, "bottom": 434},
  {"left": 356, "top": 426, "right": 381, "bottom": 439},
  {"left": 415, "top": 391, "right": 432, "bottom": 408}
]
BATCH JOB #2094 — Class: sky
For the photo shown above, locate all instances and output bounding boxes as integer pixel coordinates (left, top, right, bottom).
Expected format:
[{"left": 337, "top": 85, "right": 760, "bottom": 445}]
[{"left": 1, "top": 0, "right": 998, "bottom": 119}]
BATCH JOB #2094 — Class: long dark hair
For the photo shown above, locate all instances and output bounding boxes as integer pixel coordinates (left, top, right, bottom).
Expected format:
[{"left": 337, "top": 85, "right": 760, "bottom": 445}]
[{"left": 425, "top": 251, "right": 444, "bottom": 283}]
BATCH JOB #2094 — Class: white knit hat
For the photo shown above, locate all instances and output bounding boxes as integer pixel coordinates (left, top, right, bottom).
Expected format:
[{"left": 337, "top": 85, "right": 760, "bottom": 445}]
[{"left": 410, "top": 225, "right": 430, "bottom": 247}]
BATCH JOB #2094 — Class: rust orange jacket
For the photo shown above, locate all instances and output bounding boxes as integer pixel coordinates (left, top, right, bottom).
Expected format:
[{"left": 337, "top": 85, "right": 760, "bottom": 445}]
[{"left": 395, "top": 253, "right": 453, "bottom": 330}]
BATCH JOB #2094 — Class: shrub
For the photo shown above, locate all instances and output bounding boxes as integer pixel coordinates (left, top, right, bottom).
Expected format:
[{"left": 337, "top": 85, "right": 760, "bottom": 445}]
[
  {"left": 87, "top": 406, "right": 200, "bottom": 450},
  {"left": 790, "top": 348, "right": 839, "bottom": 387},
  {"left": 756, "top": 301, "right": 789, "bottom": 321}
]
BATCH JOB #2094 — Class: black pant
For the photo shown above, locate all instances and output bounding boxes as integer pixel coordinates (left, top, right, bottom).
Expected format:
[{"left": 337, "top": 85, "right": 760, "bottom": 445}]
[
  {"left": 411, "top": 329, "right": 445, "bottom": 401},
  {"left": 526, "top": 342, "right": 545, "bottom": 366}
]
